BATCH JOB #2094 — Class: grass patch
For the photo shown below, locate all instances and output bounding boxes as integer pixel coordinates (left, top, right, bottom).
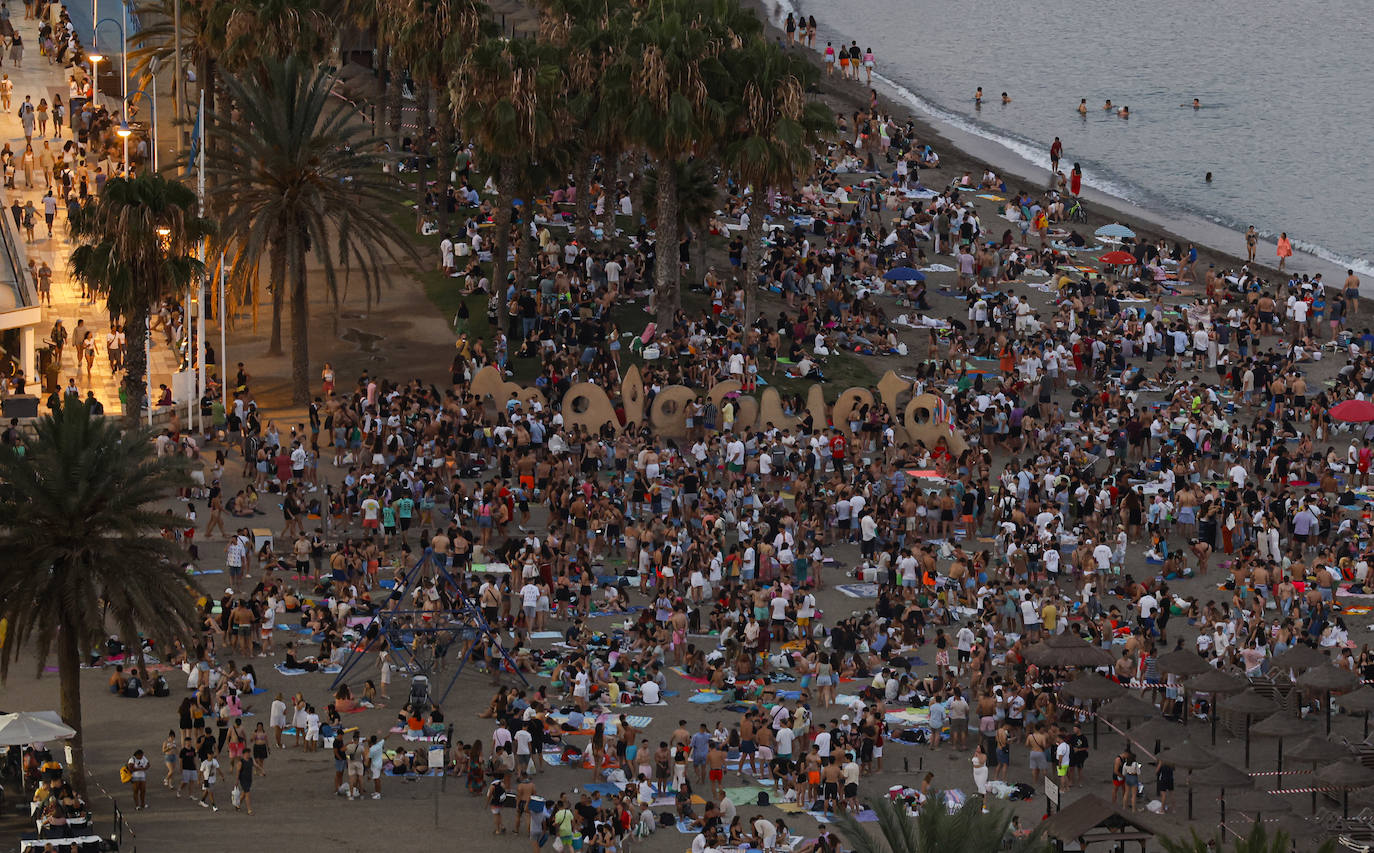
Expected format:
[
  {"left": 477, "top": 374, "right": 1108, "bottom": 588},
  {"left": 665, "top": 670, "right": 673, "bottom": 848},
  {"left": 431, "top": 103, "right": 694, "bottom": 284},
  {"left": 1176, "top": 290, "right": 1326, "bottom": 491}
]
[{"left": 394, "top": 197, "right": 879, "bottom": 401}]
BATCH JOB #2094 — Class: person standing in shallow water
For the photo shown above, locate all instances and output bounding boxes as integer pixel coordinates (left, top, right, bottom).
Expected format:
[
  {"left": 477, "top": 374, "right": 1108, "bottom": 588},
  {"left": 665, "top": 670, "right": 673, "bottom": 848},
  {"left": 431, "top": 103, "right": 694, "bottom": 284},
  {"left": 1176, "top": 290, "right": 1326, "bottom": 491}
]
[{"left": 1277, "top": 231, "right": 1293, "bottom": 272}]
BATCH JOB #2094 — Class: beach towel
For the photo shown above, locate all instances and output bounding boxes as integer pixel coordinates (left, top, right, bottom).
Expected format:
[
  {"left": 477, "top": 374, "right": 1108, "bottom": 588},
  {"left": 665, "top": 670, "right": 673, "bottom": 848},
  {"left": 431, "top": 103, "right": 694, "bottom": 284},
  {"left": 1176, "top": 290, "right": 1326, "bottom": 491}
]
[
  {"left": 723, "top": 785, "right": 774, "bottom": 806},
  {"left": 837, "top": 583, "right": 880, "bottom": 599}
]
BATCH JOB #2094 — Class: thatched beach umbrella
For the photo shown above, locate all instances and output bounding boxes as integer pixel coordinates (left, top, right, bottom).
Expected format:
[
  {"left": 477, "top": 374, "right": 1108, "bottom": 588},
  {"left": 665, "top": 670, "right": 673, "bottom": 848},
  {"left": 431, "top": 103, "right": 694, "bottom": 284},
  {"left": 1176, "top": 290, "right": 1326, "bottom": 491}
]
[
  {"left": 1218, "top": 690, "right": 1279, "bottom": 766},
  {"left": 1297, "top": 665, "right": 1359, "bottom": 734},
  {"left": 1023, "top": 631, "right": 1114, "bottom": 669},
  {"left": 1059, "top": 673, "right": 1126, "bottom": 701},
  {"left": 1250, "top": 711, "right": 1320, "bottom": 789},
  {"left": 1316, "top": 760, "right": 1374, "bottom": 818},
  {"left": 1193, "top": 760, "right": 1254, "bottom": 827},
  {"left": 1098, "top": 694, "right": 1157, "bottom": 723},
  {"left": 1128, "top": 716, "right": 1186, "bottom": 758},
  {"left": 1059, "top": 672, "right": 1127, "bottom": 750},
  {"left": 1185, "top": 668, "right": 1249, "bottom": 745},
  {"left": 1158, "top": 740, "right": 1218, "bottom": 820},
  {"left": 1288, "top": 735, "right": 1352, "bottom": 814},
  {"left": 1155, "top": 649, "right": 1210, "bottom": 729},
  {"left": 1224, "top": 788, "right": 1292, "bottom": 825},
  {"left": 1270, "top": 643, "right": 1332, "bottom": 673},
  {"left": 1337, "top": 685, "right": 1374, "bottom": 740},
  {"left": 1157, "top": 648, "right": 1212, "bottom": 678}
]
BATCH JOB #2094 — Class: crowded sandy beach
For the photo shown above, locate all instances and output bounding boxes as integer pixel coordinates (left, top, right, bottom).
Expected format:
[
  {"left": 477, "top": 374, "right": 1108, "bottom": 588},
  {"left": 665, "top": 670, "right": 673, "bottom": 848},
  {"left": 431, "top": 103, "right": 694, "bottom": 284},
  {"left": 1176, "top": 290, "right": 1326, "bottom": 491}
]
[{"left": 1, "top": 0, "right": 1373, "bottom": 851}]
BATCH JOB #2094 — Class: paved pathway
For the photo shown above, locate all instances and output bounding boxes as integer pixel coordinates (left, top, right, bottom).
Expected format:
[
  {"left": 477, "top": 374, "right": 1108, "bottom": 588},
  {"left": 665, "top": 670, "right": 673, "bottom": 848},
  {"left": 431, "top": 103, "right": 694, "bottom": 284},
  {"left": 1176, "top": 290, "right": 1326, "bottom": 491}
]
[{"left": 0, "top": 9, "right": 180, "bottom": 416}]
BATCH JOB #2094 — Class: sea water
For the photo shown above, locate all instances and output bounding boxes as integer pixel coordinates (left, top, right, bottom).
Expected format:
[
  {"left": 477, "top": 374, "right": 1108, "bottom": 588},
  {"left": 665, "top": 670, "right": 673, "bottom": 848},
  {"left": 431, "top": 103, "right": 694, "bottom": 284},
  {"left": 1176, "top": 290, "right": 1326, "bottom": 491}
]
[{"left": 772, "top": 0, "right": 1374, "bottom": 276}]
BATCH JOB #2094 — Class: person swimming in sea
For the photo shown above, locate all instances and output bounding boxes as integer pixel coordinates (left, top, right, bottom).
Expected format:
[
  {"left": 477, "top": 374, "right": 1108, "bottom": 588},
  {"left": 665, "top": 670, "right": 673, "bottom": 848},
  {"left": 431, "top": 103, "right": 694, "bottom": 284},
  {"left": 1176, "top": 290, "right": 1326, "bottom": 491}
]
[
  {"left": 975, "top": 87, "right": 983, "bottom": 107},
  {"left": 1077, "top": 98, "right": 1088, "bottom": 115},
  {"left": 1180, "top": 98, "right": 1201, "bottom": 109},
  {"left": 1118, "top": 105, "right": 1130, "bottom": 118},
  {"left": 1001, "top": 92, "right": 1011, "bottom": 104},
  {"left": 1103, "top": 99, "right": 1113, "bottom": 111}
]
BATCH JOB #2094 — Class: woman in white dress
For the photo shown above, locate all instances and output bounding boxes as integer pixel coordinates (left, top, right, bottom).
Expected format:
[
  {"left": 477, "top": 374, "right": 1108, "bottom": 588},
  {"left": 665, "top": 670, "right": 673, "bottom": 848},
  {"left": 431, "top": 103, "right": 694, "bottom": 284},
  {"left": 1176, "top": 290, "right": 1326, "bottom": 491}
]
[{"left": 972, "top": 742, "right": 990, "bottom": 794}]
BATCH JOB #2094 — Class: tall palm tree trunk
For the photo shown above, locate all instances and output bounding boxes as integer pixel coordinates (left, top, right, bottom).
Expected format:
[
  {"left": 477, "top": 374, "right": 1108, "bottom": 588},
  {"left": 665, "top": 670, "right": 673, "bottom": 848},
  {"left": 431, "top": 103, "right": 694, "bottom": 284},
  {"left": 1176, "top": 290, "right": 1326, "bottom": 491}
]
[
  {"left": 414, "top": 79, "right": 431, "bottom": 234},
  {"left": 388, "top": 49, "right": 404, "bottom": 174},
  {"left": 692, "top": 224, "right": 708, "bottom": 294},
  {"left": 435, "top": 86, "right": 455, "bottom": 236},
  {"left": 57, "top": 615, "right": 87, "bottom": 797},
  {"left": 374, "top": 46, "right": 389, "bottom": 137},
  {"left": 289, "top": 231, "right": 310, "bottom": 405},
  {"left": 489, "top": 161, "right": 513, "bottom": 322},
  {"left": 121, "top": 305, "right": 149, "bottom": 425},
  {"left": 653, "top": 155, "right": 680, "bottom": 325},
  {"left": 574, "top": 154, "right": 594, "bottom": 247},
  {"left": 267, "top": 236, "right": 285, "bottom": 357},
  {"left": 743, "top": 191, "right": 766, "bottom": 330}
]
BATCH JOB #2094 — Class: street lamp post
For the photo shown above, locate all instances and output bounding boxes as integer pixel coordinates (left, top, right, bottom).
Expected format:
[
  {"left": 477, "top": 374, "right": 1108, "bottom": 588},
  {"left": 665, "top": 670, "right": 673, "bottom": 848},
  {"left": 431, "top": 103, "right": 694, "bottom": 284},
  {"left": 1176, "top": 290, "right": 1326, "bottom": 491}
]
[
  {"left": 88, "top": 53, "right": 102, "bottom": 109},
  {"left": 117, "top": 121, "right": 131, "bottom": 177}
]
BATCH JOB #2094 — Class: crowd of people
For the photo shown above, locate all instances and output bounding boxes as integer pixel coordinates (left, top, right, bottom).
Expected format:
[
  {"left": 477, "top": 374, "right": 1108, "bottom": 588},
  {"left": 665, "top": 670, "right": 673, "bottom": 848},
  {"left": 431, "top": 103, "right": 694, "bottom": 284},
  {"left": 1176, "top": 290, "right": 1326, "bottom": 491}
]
[{"left": 7, "top": 2, "right": 1374, "bottom": 844}]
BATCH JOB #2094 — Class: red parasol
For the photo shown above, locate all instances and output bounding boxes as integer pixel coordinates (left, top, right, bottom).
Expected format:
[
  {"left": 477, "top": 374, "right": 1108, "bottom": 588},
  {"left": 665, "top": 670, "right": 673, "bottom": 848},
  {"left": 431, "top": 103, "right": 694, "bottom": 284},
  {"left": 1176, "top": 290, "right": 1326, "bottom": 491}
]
[
  {"left": 1099, "top": 250, "right": 1137, "bottom": 265},
  {"left": 1330, "top": 399, "right": 1374, "bottom": 423}
]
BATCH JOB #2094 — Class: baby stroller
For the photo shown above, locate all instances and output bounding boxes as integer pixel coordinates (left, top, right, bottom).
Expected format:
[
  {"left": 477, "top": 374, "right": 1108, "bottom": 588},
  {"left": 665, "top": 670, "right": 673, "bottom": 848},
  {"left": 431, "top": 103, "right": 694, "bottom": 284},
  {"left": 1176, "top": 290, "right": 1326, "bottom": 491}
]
[{"left": 408, "top": 675, "right": 431, "bottom": 715}]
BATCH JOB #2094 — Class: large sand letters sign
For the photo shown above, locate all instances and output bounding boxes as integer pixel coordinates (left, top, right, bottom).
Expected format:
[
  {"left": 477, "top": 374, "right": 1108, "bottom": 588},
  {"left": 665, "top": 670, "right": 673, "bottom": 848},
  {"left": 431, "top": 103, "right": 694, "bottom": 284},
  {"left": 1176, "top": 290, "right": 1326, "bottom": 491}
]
[{"left": 466, "top": 367, "right": 967, "bottom": 453}]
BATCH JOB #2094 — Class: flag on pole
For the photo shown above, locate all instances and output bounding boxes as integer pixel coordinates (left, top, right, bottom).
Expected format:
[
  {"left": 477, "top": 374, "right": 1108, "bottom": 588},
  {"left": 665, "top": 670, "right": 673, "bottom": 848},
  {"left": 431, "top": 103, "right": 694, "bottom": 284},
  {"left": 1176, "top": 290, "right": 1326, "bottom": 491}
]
[{"left": 184, "top": 100, "right": 202, "bottom": 178}]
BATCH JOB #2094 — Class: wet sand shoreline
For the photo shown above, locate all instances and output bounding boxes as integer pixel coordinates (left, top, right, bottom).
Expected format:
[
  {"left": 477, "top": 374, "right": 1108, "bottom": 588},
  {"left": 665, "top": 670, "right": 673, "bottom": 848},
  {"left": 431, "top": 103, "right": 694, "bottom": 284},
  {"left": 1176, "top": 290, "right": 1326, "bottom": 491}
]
[{"left": 747, "top": 0, "right": 1351, "bottom": 290}]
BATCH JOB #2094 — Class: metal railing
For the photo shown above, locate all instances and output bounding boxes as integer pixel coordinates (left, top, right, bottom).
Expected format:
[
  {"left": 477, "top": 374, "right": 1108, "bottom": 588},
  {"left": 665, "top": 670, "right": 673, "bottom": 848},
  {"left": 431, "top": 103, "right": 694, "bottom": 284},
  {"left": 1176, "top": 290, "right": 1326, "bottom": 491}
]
[{"left": 0, "top": 187, "right": 36, "bottom": 311}]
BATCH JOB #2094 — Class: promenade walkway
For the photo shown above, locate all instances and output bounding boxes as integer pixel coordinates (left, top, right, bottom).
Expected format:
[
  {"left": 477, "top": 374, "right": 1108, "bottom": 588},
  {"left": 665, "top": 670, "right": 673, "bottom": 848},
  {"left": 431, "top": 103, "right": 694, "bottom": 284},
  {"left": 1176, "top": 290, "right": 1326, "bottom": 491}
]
[{"left": 0, "top": 8, "right": 180, "bottom": 417}]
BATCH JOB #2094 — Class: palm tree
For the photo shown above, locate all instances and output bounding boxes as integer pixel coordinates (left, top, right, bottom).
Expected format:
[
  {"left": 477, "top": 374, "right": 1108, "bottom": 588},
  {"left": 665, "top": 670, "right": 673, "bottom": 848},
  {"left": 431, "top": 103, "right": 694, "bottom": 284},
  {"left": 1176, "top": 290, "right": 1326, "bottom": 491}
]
[
  {"left": 722, "top": 37, "right": 830, "bottom": 327},
  {"left": 221, "top": 0, "right": 338, "bottom": 68},
  {"left": 451, "top": 36, "right": 568, "bottom": 320},
  {"left": 386, "top": 0, "right": 492, "bottom": 233},
  {"left": 641, "top": 157, "right": 717, "bottom": 292},
  {"left": 127, "top": 0, "right": 229, "bottom": 128},
  {"left": 0, "top": 396, "right": 202, "bottom": 795},
  {"left": 1159, "top": 824, "right": 1334, "bottom": 853},
  {"left": 68, "top": 174, "right": 212, "bottom": 421},
  {"left": 610, "top": 0, "right": 758, "bottom": 323},
  {"left": 208, "top": 58, "right": 414, "bottom": 404},
  {"left": 609, "top": 0, "right": 721, "bottom": 323},
  {"left": 539, "top": 0, "right": 627, "bottom": 247},
  {"left": 832, "top": 793, "right": 1043, "bottom": 853}
]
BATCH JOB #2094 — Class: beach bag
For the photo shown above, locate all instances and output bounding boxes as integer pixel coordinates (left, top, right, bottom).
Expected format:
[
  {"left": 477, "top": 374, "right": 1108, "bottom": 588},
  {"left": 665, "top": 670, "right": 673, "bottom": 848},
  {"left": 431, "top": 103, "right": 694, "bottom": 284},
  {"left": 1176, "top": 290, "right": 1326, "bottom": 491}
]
[
  {"left": 756, "top": 791, "right": 770, "bottom": 806},
  {"left": 119, "top": 765, "right": 133, "bottom": 784}
]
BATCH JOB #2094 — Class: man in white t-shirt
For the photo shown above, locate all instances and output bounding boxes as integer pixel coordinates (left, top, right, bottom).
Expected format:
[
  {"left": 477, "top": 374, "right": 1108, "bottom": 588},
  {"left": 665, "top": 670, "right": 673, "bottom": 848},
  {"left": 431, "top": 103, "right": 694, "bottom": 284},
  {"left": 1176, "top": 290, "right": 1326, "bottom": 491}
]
[
  {"left": 641, "top": 680, "right": 661, "bottom": 704},
  {"left": 814, "top": 727, "right": 832, "bottom": 758},
  {"left": 769, "top": 589, "right": 789, "bottom": 641},
  {"left": 1092, "top": 540, "right": 1113, "bottom": 574},
  {"left": 520, "top": 581, "right": 540, "bottom": 626}
]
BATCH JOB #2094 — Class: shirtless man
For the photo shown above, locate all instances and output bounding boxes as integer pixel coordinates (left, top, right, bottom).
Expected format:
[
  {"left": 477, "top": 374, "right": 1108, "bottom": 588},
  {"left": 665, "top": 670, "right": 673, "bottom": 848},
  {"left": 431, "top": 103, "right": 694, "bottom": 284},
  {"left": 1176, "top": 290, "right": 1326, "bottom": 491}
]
[
  {"left": 1346, "top": 269, "right": 1362, "bottom": 319},
  {"left": 820, "top": 758, "right": 843, "bottom": 815},
  {"left": 706, "top": 742, "right": 726, "bottom": 800},
  {"left": 515, "top": 773, "right": 537, "bottom": 834},
  {"left": 230, "top": 600, "right": 255, "bottom": 657},
  {"left": 1257, "top": 293, "right": 1277, "bottom": 337},
  {"left": 739, "top": 714, "right": 759, "bottom": 778},
  {"left": 938, "top": 492, "right": 956, "bottom": 541},
  {"left": 1025, "top": 725, "right": 1049, "bottom": 784}
]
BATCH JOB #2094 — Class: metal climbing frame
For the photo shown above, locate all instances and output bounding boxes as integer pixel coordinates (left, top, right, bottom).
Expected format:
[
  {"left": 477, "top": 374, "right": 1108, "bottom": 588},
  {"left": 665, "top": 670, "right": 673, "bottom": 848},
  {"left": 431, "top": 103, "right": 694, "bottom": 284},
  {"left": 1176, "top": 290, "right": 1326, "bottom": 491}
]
[{"left": 329, "top": 552, "right": 528, "bottom": 704}]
